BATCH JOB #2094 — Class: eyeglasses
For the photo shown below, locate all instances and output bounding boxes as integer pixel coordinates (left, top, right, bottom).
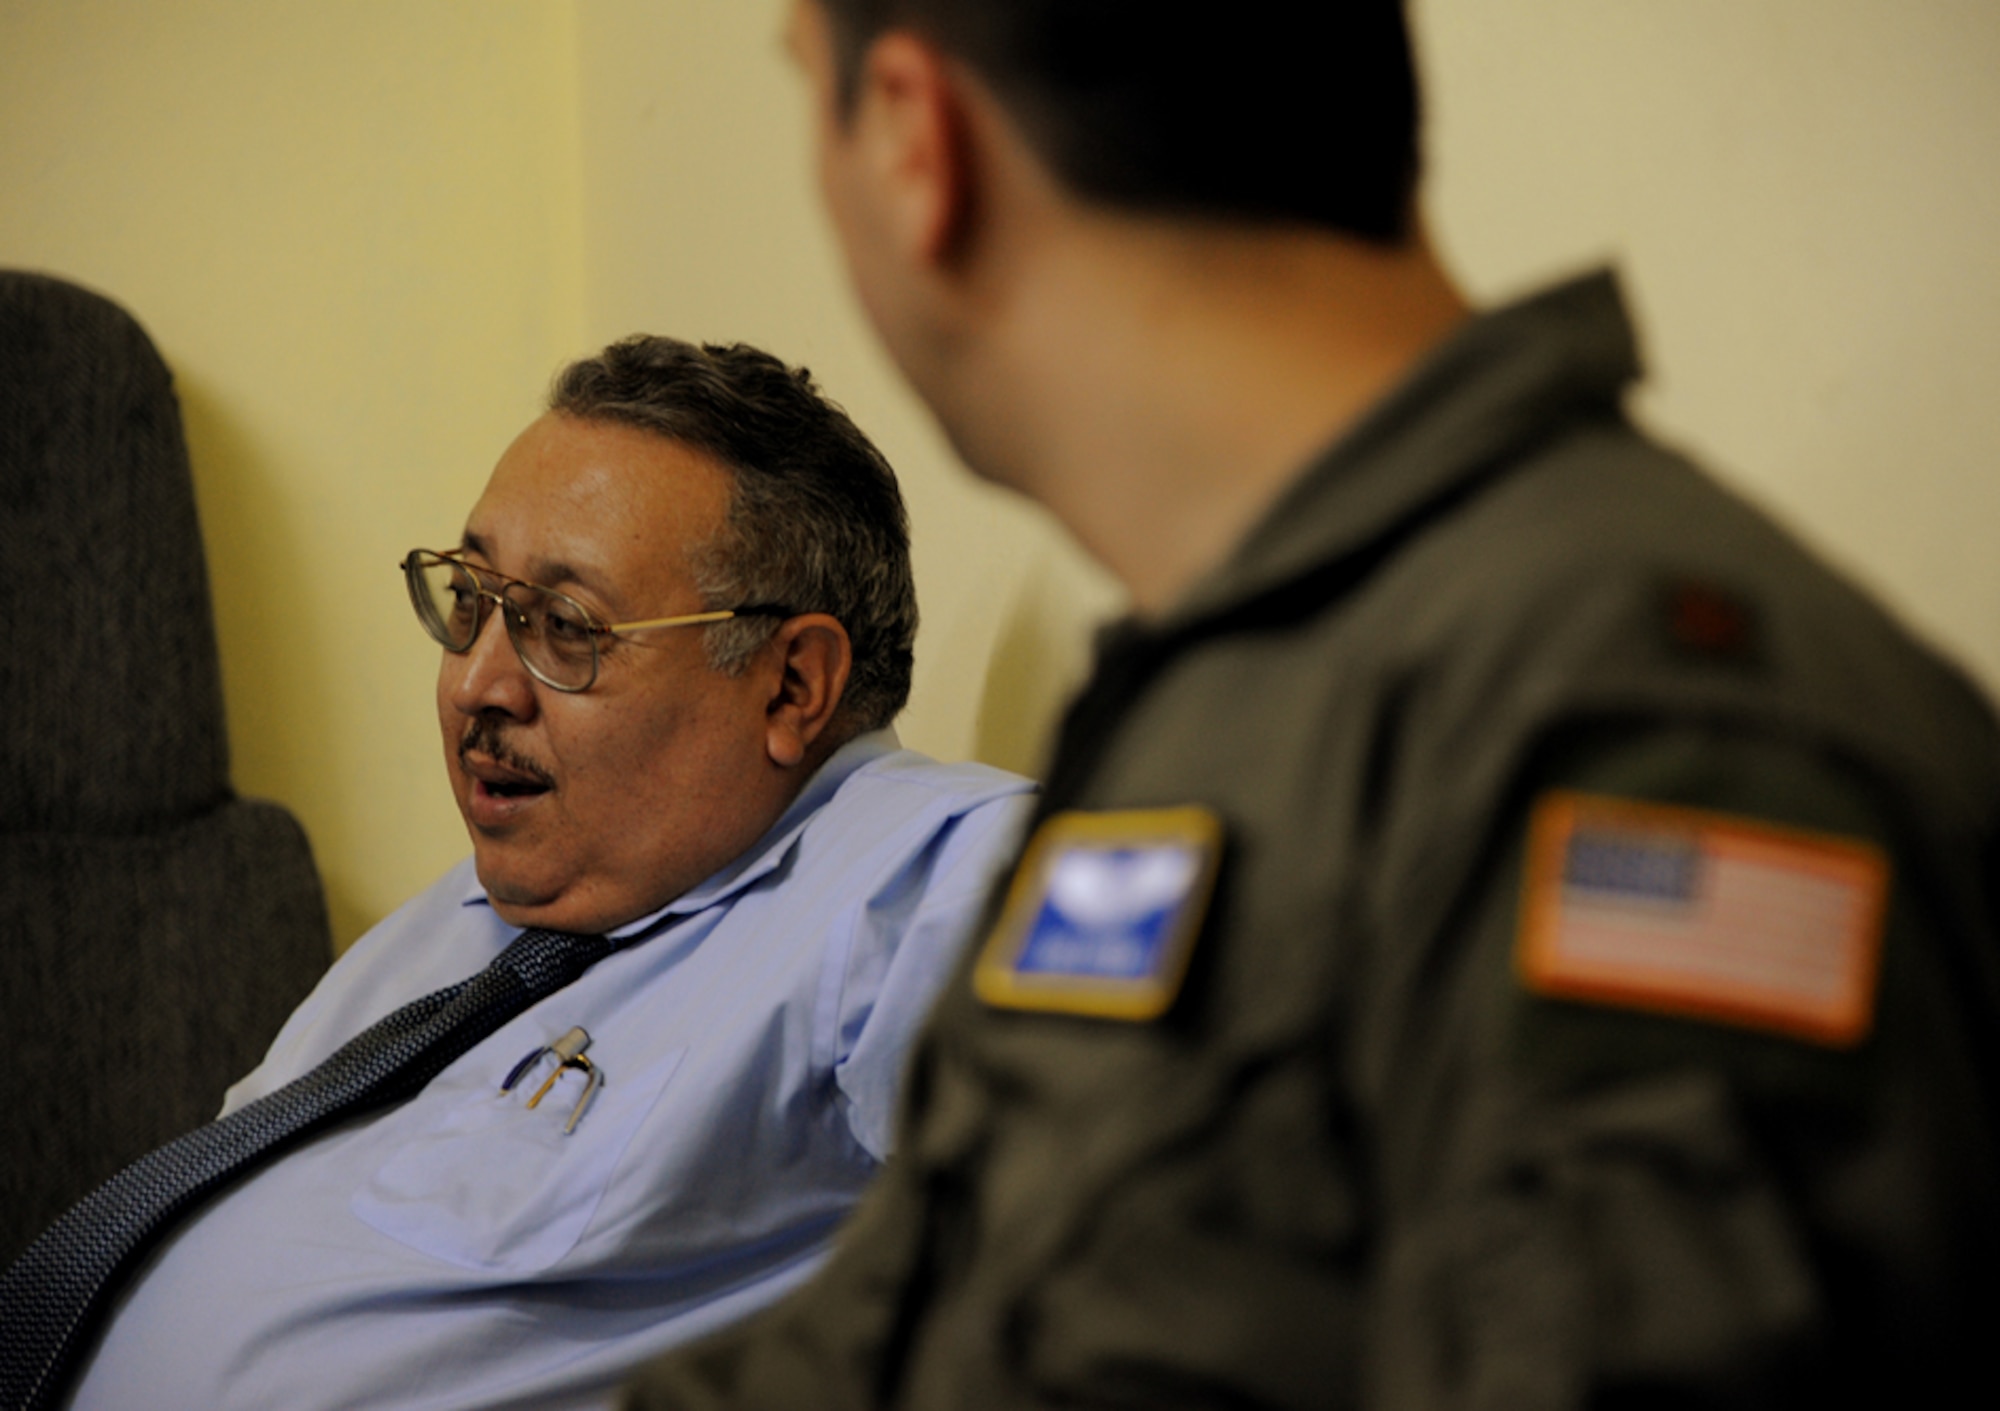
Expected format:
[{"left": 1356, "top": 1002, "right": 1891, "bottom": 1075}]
[{"left": 402, "top": 548, "right": 789, "bottom": 693}]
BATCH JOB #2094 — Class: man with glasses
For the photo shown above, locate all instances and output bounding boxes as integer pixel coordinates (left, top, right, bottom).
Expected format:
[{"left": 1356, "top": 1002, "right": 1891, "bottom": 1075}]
[
  {"left": 620, "top": 2, "right": 2000, "bottom": 1407},
  {"left": 47, "top": 335, "right": 1033, "bottom": 1410}
]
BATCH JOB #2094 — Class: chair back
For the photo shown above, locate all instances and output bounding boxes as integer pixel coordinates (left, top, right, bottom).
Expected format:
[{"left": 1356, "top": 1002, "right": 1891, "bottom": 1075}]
[{"left": 0, "top": 270, "right": 331, "bottom": 1263}]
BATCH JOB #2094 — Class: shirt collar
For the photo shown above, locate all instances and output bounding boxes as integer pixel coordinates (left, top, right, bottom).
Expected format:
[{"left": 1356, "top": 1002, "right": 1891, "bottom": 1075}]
[
  {"left": 457, "top": 727, "right": 902, "bottom": 943},
  {"left": 1162, "top": 269, "right": 1641, "bottom": 630}
]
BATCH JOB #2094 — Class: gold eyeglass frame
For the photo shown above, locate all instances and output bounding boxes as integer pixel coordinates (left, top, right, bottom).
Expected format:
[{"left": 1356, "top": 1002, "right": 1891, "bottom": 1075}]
[{"left": 402, "top": 548, "right": 788, "bottom": 693}]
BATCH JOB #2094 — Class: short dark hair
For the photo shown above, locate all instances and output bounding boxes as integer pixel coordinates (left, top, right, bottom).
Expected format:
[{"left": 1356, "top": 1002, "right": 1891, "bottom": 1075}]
[
  {"left": 549, "top": 337, "right": 916, "bottom": 733},
  {"left": 819, "top": 0, "right": 1420, "bottom": 243}
]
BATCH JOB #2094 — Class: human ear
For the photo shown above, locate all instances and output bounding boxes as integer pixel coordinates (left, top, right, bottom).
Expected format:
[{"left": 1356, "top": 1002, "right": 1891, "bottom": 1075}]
[
  {"left": 851, "top": 30, "right": 973, "bottom": 265},
  {"left": 763, "top": 614, "right": 853, "bottom": 768}
]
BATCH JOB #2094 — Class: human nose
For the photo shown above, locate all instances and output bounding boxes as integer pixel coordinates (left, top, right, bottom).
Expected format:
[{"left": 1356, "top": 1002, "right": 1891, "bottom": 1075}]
[{"left": 442, "top": 596, "right": 538, "bottom": 720}]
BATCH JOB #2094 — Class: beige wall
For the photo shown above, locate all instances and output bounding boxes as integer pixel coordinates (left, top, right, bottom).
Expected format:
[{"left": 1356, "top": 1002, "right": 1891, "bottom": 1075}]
[
  {"left": 1416, "top": 0, "right": 2000, "bottom": 696},
  {"left": 0, "top": 0, "right": 586, "bottom": 949},
  {"left": 3, "top": 0, "right": 1995, "bottom": 952}
]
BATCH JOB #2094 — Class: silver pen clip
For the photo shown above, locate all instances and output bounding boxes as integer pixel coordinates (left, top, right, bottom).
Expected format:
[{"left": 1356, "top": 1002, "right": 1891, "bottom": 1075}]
[{"left": 500, "top": 1025, "right": 603, "bottom": 1135}]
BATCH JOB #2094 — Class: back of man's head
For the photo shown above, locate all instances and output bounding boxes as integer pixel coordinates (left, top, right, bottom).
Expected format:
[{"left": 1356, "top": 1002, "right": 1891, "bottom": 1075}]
[
  {"left": 549, "top": 337, "right": 917, "bottom": 734},
  {"left": 817, "top": 0, "right": 1420, "bottom": 243}
]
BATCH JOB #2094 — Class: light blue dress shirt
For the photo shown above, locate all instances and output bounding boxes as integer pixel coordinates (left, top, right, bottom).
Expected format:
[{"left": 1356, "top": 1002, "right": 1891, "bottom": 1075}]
[{"left": 68, "top": 733, "right": 1032, "bottom": 1411}]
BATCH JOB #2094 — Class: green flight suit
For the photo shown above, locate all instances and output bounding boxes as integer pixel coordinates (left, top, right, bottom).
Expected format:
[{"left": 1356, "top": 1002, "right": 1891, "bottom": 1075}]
[{"left": 627, "top": 273, "right": 2000, "bottom": 1408}]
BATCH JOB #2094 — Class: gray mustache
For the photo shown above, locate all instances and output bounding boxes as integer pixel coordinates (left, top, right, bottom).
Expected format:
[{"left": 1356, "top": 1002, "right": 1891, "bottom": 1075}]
[{"left": 459, "top": 719, "right": 555, "bottom": 789}]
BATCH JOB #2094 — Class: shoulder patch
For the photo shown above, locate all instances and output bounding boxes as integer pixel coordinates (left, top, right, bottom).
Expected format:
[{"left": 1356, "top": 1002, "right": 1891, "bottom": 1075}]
[
  {"left": 1662, "top": 577, "right": 1761, "bottom": 665},
  {"left": 1517, "top": 791, "right": 1890, "bottom": 1047},
  {"left": 974, "top": 805, "right": 1224, "bottom": 1021}
]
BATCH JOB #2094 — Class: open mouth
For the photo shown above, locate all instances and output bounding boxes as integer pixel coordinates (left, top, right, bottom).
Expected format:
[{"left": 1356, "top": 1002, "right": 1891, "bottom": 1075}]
[{"left": 459, "top": 724, "right": 555, "bottom": 803}]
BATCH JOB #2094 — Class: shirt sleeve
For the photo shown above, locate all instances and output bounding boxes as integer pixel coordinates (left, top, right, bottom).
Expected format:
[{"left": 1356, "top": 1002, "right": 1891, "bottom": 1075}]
[
  {"left": 617, "top": 1141, "right": 933, "bottom": 1411},
  {"left": 832, "top": 791, "right": 1034, "bottom": 1162},
  {"left": 1368, "top": 719, "right": 1996, "bottom": 1408}
]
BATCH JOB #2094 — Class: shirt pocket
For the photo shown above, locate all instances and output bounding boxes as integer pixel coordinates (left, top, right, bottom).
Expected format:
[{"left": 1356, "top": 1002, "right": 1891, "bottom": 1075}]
[{"left": 351, "top": 1043, "right": 687, "bottom": 1274}]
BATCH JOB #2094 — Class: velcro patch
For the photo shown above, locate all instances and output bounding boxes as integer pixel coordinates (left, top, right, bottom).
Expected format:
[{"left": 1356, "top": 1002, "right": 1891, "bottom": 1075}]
[
  {"left": 1517, "top": 792, "right": 1890, "bottom": 1047},
  {"left": 974, "top": 805, "right": 1224, "bottom": 1021}
]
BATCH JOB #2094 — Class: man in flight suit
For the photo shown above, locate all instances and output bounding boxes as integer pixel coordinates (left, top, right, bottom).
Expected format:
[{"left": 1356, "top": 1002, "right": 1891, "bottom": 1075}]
[{"left": 625, "top": 3, "right": 2000, "bottom": 1405}]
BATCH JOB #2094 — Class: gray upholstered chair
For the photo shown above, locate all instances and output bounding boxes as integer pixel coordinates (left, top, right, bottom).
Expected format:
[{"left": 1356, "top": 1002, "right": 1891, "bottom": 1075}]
[{"left": 0, "top": 270, "right": 331, "bottom": 1264}]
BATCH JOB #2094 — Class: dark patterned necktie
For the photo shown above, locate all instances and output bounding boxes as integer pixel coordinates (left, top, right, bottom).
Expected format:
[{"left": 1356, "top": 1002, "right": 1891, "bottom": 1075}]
[{"left": 0, "top": 925, "right": 612, "bottom": 1411}]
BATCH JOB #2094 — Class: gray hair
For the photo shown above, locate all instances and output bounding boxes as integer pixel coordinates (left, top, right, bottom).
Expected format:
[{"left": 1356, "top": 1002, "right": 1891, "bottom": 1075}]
[{"left": 548, "top": 336, "right": 916, "bottom": 732}]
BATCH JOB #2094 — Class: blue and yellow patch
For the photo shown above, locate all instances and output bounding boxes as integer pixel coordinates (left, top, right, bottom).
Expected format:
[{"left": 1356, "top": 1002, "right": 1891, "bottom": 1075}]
[{"left": 974, "top": 805, "right": 1224, "bottom": 1021}]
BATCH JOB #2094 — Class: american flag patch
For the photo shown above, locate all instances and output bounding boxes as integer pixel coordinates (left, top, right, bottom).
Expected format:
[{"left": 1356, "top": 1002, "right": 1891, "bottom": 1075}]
[{"left": 1516, "top": 792, "right": 1891, "bottom": 1047}]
